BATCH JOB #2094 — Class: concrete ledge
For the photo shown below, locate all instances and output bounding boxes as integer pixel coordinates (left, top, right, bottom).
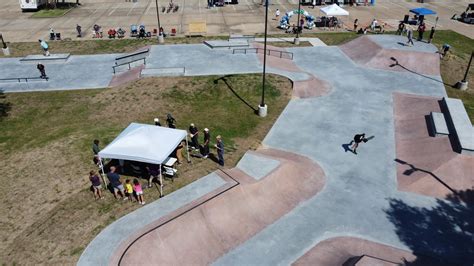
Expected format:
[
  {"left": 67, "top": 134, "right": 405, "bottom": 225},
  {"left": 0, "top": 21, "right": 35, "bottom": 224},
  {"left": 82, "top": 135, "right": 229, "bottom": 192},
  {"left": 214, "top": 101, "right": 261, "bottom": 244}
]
[
  {"left": 20, "top": 53, "right": 70, "bottom": 63},
  {"left": 203, "top": 40, "right": 249, "bottom": 49},
  {"left": 141, "top": 67, "right": 185, "bottom": 77},
  {"left": 430, "top": 112, "right": 449, "bottom": 136},
  {"left": 442, "top": 97, "right": 474, "bottom": 155}
]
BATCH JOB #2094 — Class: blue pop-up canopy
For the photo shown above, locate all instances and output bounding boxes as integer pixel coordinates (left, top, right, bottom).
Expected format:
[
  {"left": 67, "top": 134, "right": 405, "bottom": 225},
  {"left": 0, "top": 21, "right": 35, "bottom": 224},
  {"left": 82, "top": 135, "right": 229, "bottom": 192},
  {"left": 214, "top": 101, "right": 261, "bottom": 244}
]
[{"left": 409, "top": 7, "right": 437, "bottom": 16}]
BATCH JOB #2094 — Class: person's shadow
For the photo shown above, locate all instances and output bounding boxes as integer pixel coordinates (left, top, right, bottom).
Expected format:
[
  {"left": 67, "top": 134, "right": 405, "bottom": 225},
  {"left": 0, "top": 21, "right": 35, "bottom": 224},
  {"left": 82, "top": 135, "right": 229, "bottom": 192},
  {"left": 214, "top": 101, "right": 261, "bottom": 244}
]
[{"left": 342, "top": 140, "right": 353, "bottom": 153}]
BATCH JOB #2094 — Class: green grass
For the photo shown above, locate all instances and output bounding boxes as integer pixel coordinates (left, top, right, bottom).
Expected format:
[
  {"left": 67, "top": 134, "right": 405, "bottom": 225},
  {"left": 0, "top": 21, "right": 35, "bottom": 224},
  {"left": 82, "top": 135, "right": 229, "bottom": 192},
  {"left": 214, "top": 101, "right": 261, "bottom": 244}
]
[
  {"left": 430, "top": 30, "right": 474, "bottom": 60},
  {"left": 31, "top": 8, "right": 72, "bottom": 18}
]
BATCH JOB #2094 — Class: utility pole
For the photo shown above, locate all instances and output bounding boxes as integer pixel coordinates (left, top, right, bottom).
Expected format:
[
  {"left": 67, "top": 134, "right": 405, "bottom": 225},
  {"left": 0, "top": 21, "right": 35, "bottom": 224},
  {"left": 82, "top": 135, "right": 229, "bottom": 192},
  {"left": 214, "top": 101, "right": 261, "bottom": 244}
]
[
  {"left": 0, "top": 34, "right": 10, "bottom": 56},
  {"left": 294, "top": 0, "right": 301, "bottom": 45},
  {"left": 259, "top": 0, "right": 269, "bottom": 117}
]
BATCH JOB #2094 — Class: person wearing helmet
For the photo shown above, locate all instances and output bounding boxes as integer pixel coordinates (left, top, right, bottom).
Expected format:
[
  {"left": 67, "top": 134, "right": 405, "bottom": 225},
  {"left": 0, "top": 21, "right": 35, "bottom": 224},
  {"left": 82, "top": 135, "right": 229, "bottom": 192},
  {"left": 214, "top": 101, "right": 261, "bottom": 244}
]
[{"left": 154, "top": 118, "right": 161, "bottom": 126}]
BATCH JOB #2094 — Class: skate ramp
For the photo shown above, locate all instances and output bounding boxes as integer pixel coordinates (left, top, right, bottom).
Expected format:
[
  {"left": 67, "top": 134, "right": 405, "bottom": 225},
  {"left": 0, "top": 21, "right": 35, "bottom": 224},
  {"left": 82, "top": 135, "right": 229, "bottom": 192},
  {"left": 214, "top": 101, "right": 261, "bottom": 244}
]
[{"left": 340, "top": 35, "right": 440, "bottom": 76}]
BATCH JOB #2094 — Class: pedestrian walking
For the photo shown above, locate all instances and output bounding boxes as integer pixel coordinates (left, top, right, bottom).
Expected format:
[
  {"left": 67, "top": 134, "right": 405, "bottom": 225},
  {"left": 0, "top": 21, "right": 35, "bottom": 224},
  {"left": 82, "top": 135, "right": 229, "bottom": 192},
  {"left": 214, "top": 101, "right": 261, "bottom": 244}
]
[
  {"left": 89, "top": 170, "right": 104, "bottom": 200},
  {"left": 275, "top": 9, "right": 280, "bottom": 19},
  {"left": 154, "top": 117, "right": 161, "bottom": 126},
  {"left": 189, "top": 123, "right": 199, "bottom": 150},
  {"left": 133, "top": 179, "right": 145, "bottom": 205},
  {"left": 406, "top": 27, "right": 414, "bottom": 46},
  {"left": 202, "top": 128, "right": 210, "bottom": 158},
  {"left": 107, "top": 166, "right": 125, "bottom": 199},
  {"left": 353, "top": 18, "right": 358, "bottom": 32},
  {"left": 39, "top": 39, "right": 50, "bottom": 56},
  {"left": 428, "top": 26, "right": 435, "bottom": 43},
  {"left": 37, "top": 63, "right": 47, "bottom": 79},
  {"left": 215, "top": 135, "right": 224, "bottom": 166},
  {"left": 417, "top": 22, "right": 426, "bottom": 41},
  {"left": 350, "top": 133, "right": 367, "bottom": 154},
  {"left": 76, "top": 24, "right": 82, "bottom": 37}
]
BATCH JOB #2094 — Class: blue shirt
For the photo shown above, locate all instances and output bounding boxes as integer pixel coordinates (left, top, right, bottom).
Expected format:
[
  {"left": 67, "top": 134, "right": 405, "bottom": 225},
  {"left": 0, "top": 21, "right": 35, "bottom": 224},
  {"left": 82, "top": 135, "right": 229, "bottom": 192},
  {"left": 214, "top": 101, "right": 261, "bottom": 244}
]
[{"left": 107, "top": 172, "right": 121, "bottom": 187}]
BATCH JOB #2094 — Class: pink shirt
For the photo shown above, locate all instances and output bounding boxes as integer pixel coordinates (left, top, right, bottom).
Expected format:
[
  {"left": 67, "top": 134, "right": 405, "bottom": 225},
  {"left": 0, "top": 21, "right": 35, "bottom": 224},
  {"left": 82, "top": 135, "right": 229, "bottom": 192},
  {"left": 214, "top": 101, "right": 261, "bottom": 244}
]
[{"left": 133, "top": 184, "right": 142, "bottom": 193}]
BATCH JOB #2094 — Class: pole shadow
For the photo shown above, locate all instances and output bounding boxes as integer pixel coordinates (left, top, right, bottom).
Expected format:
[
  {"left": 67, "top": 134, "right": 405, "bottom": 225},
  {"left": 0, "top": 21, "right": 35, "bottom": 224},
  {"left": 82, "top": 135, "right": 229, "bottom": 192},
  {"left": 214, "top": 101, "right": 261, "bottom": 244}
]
[
  {"left": 389, "top": 57, "right": 455, "bottom": 87},
  {"left": 214, "top": 75, "right": 258, "bottom": 113}
]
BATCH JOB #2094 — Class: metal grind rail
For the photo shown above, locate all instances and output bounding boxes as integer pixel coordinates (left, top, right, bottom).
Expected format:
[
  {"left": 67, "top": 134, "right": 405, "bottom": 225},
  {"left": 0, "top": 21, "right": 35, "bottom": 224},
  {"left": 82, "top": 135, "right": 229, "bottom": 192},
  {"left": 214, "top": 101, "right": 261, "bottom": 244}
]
[
  {"left": 0, "top": 76, "right": 48, "bottom": 82},
  {"left": 232, "top": 47, "right": 294, "bottom": 60},
  {"left": 113, "top": 49, "right": 150, "bottom": 74}
]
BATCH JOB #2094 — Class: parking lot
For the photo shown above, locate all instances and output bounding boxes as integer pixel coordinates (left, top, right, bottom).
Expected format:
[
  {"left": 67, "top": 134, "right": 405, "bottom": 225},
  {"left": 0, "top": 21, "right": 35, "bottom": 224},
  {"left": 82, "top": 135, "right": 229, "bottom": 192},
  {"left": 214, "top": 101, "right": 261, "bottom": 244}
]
[{"left": 0, "top": 0, "right": 472, "bottom": 42}]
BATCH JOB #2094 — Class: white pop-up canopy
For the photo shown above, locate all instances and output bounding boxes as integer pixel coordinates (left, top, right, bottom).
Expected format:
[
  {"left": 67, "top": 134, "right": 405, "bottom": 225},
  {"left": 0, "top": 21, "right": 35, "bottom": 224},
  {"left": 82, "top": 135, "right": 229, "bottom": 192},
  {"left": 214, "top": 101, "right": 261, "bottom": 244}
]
[
  {"left": 320, "top": 4, "right": 349, "bottom": 16},
  {"left": 99, "top": 122, "right": 187, "bottom": 164},
  {"left": 99, "top": 123, "right": 189, "bottom": 196}
]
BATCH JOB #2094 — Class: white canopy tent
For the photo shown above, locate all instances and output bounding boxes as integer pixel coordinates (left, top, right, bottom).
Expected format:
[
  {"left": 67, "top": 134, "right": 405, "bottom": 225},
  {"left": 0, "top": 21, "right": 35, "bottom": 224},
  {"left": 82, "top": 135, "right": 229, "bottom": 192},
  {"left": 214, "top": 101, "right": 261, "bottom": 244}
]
[
  {"left": 320, "top": 4, "right": 349, "bottom": 16},
  {"left": 98, "top": 122, "right": 189, "bottom": 197}
]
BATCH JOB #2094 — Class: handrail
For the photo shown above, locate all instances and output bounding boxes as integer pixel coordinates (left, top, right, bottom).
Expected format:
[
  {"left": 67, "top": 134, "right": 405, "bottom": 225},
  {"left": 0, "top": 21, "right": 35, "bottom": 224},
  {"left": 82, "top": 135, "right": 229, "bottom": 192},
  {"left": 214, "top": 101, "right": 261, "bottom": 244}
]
[
  {"left": 232, "top": 48, "right": 294, "bottom": 60},
  {"left": 115, "top": 49, "right": 149, "bottom": 61},
  {"left": 113, "top": 49, "right": 150, "bottom": 74},
  {"left": 0, "top": 77, "right": 48, "bottom": 82}
]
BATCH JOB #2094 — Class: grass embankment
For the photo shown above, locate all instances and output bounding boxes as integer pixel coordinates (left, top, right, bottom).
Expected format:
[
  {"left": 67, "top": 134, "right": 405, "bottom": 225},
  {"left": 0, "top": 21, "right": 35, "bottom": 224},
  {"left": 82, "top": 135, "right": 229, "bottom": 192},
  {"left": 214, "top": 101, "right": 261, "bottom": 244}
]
[{"left": 0, "top": 74, "right": 292, "bottom": 264}]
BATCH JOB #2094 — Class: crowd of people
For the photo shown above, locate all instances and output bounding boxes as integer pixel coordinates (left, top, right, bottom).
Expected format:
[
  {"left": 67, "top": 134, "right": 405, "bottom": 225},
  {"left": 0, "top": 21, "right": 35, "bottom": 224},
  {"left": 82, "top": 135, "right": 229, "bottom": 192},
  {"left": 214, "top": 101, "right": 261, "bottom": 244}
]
[{"left": 88, "top": 115, "right": 225, "bottom": 202}]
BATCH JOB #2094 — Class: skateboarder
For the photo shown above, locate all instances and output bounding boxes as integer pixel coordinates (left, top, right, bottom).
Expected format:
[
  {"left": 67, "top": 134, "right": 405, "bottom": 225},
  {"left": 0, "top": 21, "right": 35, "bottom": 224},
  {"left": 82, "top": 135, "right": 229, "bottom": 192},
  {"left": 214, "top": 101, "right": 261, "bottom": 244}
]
[
  {"left": 39, "top": 39, "right": 50, "bottom": 56},
  {"left": 350, "top": 133, "right": 367, "bottom": 154},
  {"left": 406, "top": 27, "right": 414, "bottom": 46}
]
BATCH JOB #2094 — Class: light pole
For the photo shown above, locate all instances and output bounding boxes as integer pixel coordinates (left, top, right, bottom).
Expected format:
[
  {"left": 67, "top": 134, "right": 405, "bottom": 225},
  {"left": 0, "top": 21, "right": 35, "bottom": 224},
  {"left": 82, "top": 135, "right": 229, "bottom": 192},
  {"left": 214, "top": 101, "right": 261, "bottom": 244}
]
[
  {"left": 457, "top": 51, "right": 473, "bottom": 91},
  {"left": 155, "top": 0, "right": 164, "bottom": 43},
  {"left": 0, "top": 33, "right": 10, "bottom": 56},
  {"left": 259, "top": 0, "right": 269, "bottom": 117},
  {"left": 294, "top": 0, "right": 301, "bottom": 45}
]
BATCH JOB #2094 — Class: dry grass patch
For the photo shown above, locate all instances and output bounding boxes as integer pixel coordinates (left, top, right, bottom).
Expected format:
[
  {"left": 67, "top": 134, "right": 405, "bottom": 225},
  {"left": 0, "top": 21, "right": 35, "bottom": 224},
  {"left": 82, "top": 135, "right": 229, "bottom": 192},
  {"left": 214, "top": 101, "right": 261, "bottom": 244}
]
[{"left": 0, "top": 74, "right": 292, "bottom": 264}]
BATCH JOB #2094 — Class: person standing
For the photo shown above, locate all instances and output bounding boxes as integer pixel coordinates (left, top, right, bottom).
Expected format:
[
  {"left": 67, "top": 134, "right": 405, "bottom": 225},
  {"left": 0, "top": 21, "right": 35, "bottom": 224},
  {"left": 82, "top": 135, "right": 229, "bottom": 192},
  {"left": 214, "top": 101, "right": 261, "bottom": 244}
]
[
  {"left": 133, "top": 179, "right": 145, "bottom": 205},
  {"left": 202, "top": 128, "right": 210, "bottom": 158},
  {"left": 154, "top": 118, "right": 161, "bottom": 126},
  {"left": 39, "top": 39, "right": 50, "bottom": 56},
  {"left": 417, "top": 22, "right": 426, "bottom": 41},
  {"left": 189, "top": 123, "right": 199, "bottom": 150},
  {"left": 37, "top": 63, "right": 47, "bottom": 79},
  {"left": 89, "top": 170, "right": 103, "bottom": 200},
  {"left": 275, "top": 9, "right": 280, "bottom": 20},
  {"left": 49, "top": 27, "right": 55, "bottom": 40},
  {"left": 166, "top": 113, "right": 176, "bottom": 128},
  {"left": 107, "top": 166, "right": 125, "bottom": 199},
  {"left": 428, "top": 26, "right": 435, "bottom": 43},
  {"left": 406, "top": 27, "right": 414, "bottom": 46},
  {"left": 76, "top": 24, "right": 82, "bottom": 37},
  {"left": 396, "top": 22, "right": 405, "bottom": 35},
  {"left": 92, "top": 139, "right": 100, "bottom": 155},
  {"left": 215, "top": 135, "right": 224, "bottom": 166},
  {"left": 353, "top": 18, "right": 358, "bottom": 32},
  {"left": 350, "top": 133, "right": 366, "bottom": 154},
  {"left": 124, "top": 179, "right": 134, "bottom": 202},
  {"left": 175, "top": 140, "right": 184, "bottom": 164}
]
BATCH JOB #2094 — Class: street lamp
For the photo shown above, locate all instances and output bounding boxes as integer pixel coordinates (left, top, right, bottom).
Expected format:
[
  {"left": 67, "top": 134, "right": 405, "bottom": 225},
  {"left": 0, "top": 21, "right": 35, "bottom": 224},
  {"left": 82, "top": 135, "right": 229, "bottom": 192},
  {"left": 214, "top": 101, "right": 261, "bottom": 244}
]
[
  {"left": 155, "top": 0, "right": 164, "bottom": 43},
  {"left": 457, "top": 51, "right": 473, "bottom": 91},
  {"left": 0, "top": 34, "right": 10, "bottom": 56},
  {"left": 259, "top": 0, "right": 269, "bottom": 117},
  {"left": 294, "top": 0, "right": 301, "bottom": 45}
]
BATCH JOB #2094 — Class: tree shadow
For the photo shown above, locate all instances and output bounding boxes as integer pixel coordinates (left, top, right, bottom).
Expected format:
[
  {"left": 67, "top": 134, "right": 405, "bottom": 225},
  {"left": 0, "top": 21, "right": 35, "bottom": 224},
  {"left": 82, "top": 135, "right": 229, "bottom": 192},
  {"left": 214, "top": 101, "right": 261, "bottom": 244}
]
[
  {"left": 385, "top": 188, "right": 474, "bottom": 265},
  {"left": 0, "top": 89, "right": 11, "bottom": 119},
  {"left": 388, "top": 57, "right": 455, "bottom": 87}
]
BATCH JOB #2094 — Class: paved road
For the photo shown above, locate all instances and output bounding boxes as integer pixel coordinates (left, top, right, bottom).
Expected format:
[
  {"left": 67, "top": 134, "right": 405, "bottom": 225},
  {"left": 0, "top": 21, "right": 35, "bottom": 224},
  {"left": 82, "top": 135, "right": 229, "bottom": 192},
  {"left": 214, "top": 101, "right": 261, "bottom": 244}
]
[{"left": 0, "top": 0, "right": 472, "bottom": 43}]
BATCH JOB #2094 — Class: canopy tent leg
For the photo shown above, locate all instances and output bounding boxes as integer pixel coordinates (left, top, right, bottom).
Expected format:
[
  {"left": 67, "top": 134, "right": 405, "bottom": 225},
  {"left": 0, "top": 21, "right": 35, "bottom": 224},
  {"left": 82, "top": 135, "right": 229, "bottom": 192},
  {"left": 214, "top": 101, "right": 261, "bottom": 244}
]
[
  {"left": 98, "top": 158, "right": 108, "bottom": 187},
  {"left": 159, "top": 164, "right": 163, "bottom": 198},
  {"left": 185, "top": 136, "right": 190, "bottom": 163}
]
